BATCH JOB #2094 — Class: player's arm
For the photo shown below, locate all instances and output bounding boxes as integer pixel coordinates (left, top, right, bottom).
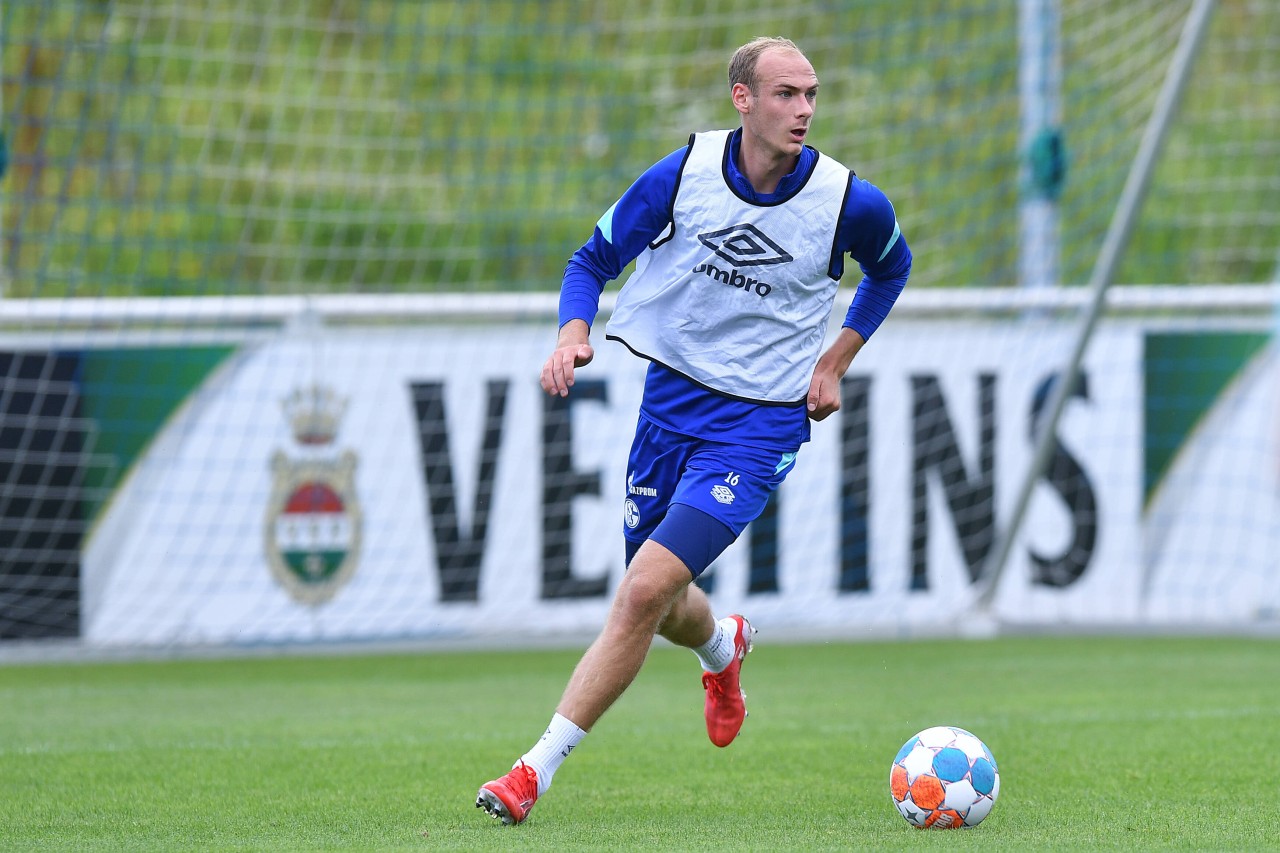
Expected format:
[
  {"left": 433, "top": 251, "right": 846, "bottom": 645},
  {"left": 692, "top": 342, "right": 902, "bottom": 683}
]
[
  {"left": 806, "top": 177, "right": 911, "bottom": 419},
  {"left": 807, "top": 326, "right": 866, "bottom": 419},
  {"left": 541, "top": 145, "right": 687, "bottom": 397}
]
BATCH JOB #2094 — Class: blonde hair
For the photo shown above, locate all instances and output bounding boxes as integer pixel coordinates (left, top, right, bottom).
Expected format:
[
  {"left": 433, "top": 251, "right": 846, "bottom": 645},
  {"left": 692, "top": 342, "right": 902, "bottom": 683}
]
[{"left": 727, "top": 37, "right": 804, "bottom": 93}]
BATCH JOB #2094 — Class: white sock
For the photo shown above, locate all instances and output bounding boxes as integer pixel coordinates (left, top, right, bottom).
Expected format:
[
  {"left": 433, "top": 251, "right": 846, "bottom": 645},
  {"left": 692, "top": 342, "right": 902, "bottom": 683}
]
[
  {"left": 520, "top": 713, "right": 587, "bottom": 796},
  {"left": 692, "top": 617, "right": 736, "bottom": 673}
]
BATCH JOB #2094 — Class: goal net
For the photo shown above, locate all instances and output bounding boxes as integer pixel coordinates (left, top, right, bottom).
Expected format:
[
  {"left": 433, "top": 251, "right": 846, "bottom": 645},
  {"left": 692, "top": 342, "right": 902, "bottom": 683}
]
[{"left": 1, "top": 0, "right": 1276, "bottom": 646}]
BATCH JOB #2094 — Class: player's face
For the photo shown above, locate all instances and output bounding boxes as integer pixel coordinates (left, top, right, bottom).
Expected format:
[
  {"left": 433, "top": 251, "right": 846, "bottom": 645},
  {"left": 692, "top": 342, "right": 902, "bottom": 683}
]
[{"left": 738, "top": 49, "right": 818, "bottom": 159}]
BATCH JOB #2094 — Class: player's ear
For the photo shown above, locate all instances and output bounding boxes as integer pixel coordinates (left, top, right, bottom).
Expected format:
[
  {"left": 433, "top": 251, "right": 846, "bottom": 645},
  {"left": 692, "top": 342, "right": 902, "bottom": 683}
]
[{"left": 731, "top": 82, "right": 751, "bottom": 115}]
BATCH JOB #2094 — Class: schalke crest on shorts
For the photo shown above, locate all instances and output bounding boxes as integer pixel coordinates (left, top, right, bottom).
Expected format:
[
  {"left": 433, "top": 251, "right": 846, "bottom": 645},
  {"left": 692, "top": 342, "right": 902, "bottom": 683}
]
[{"left": 264, "top": 384, "right": 362, "bottom": 606}]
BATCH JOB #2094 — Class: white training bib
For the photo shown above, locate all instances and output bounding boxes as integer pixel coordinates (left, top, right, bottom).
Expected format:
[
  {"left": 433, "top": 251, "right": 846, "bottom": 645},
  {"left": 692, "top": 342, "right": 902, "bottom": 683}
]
[{"left": 605, "top": 130, "right": 850, "bottom": 403}]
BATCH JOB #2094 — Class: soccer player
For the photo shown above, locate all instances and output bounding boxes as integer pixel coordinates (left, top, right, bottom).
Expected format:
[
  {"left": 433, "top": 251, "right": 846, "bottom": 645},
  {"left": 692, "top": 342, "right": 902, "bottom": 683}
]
[{"left": 476, "top": 36, "right": 911, "bottom": 825}]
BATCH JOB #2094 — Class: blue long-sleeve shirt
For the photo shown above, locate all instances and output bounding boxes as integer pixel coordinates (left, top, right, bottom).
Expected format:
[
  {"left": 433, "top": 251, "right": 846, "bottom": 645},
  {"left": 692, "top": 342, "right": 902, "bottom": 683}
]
[{"left": 560, "top": 128, "right": 911, "bottom": 452}]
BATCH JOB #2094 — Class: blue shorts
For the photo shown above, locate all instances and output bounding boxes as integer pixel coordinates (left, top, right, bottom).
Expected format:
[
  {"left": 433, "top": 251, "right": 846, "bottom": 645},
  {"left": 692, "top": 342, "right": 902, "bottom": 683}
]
[{"left": 622, "top": 417, "right": 798, "bottom": 576}]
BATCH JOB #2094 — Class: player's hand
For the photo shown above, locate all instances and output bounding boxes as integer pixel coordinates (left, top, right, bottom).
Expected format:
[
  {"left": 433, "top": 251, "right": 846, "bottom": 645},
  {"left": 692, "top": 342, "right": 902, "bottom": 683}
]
[
  {"left": 805, "top": 370, "right": 841, "bottom": 421},
  {"left": 540, "top": 341, "right": 595, "bottom": 397},
  {"left": 806, "top": 327, "right": 864, "bottom": 421}
]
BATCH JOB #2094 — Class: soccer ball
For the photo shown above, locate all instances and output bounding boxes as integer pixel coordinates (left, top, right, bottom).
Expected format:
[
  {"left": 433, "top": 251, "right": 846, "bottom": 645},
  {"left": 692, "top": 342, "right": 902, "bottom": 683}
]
[{"left": 889, "top": 725, "right": 1000, "bottom": 829}]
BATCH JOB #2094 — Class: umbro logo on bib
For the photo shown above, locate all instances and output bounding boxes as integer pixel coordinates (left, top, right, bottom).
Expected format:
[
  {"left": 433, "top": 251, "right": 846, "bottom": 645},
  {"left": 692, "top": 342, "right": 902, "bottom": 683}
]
[{"left": 697, "top": 223, "right": 793, "bottom": 267}]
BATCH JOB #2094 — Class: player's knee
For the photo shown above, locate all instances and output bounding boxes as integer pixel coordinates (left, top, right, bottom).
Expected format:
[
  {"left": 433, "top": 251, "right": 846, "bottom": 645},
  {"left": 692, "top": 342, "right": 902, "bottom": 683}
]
[{"left": 614, "top": 555, "right": 688, "bottom": 621}]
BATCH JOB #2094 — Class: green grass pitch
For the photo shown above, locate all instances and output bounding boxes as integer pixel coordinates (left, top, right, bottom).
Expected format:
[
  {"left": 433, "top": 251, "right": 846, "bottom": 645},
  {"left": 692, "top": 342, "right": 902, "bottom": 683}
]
[{"left": 2, "top": 634, "right": 1276, "bottom": 850}]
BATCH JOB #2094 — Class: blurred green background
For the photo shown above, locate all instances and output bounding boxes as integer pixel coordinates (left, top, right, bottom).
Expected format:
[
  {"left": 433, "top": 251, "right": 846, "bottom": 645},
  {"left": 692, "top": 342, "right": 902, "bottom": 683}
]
[{"left": 1, "top": 0, "right": 1276, "bottom": 298}]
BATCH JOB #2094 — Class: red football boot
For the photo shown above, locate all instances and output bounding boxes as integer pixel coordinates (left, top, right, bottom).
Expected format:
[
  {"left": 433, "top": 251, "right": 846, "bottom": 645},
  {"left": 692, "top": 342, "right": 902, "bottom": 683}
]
[
  {"left": 701, "top": 615, "right": 755, "bottom": 747},
  {"left": 476, "top": 760, "right": 539, "bottom": 825}
]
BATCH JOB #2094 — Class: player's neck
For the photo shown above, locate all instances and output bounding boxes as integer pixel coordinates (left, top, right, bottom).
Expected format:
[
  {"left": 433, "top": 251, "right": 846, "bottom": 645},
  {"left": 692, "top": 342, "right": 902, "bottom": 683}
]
[{"left": 736, "top": 139, "right": 798, "bottom": 196}]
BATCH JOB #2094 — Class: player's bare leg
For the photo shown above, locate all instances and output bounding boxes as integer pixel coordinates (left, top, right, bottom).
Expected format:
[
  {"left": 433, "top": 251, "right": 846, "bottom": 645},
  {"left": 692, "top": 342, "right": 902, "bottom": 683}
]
[
  {"left": 656, "top": 578, "right": 716, "bottom": 648},
  {"left": 477, "top": 540, "right": 753, "bottom": 823},
  {"left": 555, "top": 540, "right": 695, "bottom": 729},
  {"left": 477, "top": 541, "right": 695, "bottom": 825}
]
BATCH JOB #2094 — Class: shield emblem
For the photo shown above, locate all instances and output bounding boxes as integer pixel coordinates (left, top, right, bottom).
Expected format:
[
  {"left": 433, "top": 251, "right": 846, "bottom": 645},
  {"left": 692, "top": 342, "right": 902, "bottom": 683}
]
[
  {"left": 265, "top": 451, "right": 361, "bottom": 605},
  {"left": 265, "top": 384, "right": 362, "bottom": 606}
]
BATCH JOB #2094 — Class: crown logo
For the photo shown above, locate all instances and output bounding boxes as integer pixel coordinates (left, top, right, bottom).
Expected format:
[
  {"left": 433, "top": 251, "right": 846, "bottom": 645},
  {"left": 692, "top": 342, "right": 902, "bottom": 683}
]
[{"left": 281, "top": 384, "right": 347, "bottom": 446}]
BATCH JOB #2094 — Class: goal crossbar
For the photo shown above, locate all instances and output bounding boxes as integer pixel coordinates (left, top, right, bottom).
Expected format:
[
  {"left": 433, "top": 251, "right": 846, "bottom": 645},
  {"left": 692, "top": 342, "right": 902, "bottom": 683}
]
[{"left": 0, "top": 283, "right": 1274, "bottom": 332}]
